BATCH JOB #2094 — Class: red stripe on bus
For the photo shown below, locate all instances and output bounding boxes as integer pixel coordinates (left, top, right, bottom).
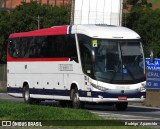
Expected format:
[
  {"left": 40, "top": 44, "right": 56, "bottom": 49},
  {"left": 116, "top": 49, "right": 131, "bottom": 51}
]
[
  {"left": 9, "top": 26, "right": 68, "bottom": 38},
  {"left": 7, "top": 56, "right": 70, "bottom": 62}
]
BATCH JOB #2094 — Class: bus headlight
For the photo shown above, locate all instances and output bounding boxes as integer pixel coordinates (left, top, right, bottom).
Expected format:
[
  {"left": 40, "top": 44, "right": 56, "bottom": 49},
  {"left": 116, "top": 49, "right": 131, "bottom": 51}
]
[
  {"left": 138, "top": 87, "right": 145, "bottom": 91},
  {"left": 137, "top": 83, "right": 146, "bottom": 91},
  {"left": 91, "top": 83, "right": 109, "bottom": 91}
]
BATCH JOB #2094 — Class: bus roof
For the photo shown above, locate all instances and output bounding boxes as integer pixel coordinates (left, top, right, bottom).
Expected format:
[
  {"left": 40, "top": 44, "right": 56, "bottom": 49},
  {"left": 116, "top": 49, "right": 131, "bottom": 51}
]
[
  {"left": 9, "top": 25, "right": 68, "bottom": 38},
  {"left": 9, "top": 24, "right": 140, "bottom": 40},
  {"left": 71, "top": 24, "right": 141, "bottom": 39}
]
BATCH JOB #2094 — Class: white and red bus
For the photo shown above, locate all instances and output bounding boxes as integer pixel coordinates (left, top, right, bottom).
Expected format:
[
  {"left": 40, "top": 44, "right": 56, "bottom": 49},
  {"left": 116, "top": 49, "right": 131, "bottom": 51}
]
[{"left": 7, "top": 24, "right": 146, "bottom": 111}]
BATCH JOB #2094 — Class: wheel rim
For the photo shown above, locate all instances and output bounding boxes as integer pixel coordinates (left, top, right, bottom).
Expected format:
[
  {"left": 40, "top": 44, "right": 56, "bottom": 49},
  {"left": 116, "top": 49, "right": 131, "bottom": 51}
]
[
  {"left": 24, "top": 88, "right": 29, "bottom": 101},
  {"left": 73, "top": 93, "right": 79, "bottom": 108}
]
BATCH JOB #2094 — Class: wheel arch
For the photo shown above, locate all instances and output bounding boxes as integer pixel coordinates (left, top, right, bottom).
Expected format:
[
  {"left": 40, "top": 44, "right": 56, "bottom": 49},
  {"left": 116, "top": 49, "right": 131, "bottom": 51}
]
[
  {"left": 70, "top": 82, "right": 79, "bottom": 99},
  {"left": 70, "top": 81, "right": 80, "bottom": 90}
]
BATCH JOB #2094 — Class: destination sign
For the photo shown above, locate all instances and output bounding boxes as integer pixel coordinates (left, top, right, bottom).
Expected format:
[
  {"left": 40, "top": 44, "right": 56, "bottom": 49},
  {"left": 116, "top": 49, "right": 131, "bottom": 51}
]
[{"left": 146, "top": 58, "right": 160, "bottom": 89}]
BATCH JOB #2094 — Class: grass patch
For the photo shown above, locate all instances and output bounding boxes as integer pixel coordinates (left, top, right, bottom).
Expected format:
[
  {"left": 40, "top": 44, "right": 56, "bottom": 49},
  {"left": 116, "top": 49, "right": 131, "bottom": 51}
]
[
  {"left": 0, "top": 100, "right": 154, "bottom": 129},
  {"left": 0, "top": 100, "right": 102, "bottom": 120}
]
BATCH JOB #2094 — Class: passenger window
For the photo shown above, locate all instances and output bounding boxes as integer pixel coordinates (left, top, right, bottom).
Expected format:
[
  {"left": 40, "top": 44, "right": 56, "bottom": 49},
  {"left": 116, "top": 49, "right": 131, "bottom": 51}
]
[{"left": 65, "top": 35, "right": 78, "bottom": 62}]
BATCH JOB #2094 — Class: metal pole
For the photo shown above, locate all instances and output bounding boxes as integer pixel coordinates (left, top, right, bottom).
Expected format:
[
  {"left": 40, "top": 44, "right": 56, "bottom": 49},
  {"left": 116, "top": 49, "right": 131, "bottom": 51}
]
[
  {"left": 54, "top": 0, "right": 56, "bottom": 6},
  {"left": 4, "top": 0, "right": 6, "bottom": 8},
  {"left": 38, "top": 0, "right": 41, "bottom": 4},
  {"left": 46, "top": 0, "right": 49, "bottom": 5},
  {"left": 63, "top": 0, "right": 64, "bottom": 6},
  {"left": 120, "top": 0, "right": 123, "bottom": 26},
  {"left": 10, "top": 0, "right": 12, "bottom": 8},
  {"left": 0, "top": 0, "right": 2, "bottom": 8},
  {"left": 38, "top": 15, "right": 40, "bottom": 29},
  {"left": 70, "top": 0, "right": 75, "bottom": 25}
]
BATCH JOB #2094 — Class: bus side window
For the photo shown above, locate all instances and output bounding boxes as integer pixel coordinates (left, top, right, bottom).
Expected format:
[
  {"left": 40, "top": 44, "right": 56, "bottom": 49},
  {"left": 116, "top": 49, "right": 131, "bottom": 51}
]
[
  {"left": 28, "top": 37, "right": 37, "bottom": 58},
  {"left": 47, "top": 35, "right": 66, "bottom": 58},
  {"left": 8, "top": 38, "right": 20, "bottom": 58},
  {"left": 80, "top": 42, "right": 93, "bottom": 76},
  {"left": 55, "top": 36, "right": 66, "bottom": 57},
  {"left": 21, "top": 38, "right": 30, "bottom": 58},
  {"left": 8, "top": 39, "right": 14, "bottom": 57},
  {"left": 66, "top": 35, "right": 78, "bottom": 63},
  {"left": 40, "top": 41, "right": 48, "bottom": 57}
]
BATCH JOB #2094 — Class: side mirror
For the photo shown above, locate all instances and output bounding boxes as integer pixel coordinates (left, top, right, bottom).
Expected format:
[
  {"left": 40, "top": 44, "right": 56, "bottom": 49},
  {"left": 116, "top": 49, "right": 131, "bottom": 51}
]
[
  {"left": 143, "top": 45, "right": 154, "bottom": 63},
  {"left": 150, "top": 50, "right": 154, "bottom": 63}
]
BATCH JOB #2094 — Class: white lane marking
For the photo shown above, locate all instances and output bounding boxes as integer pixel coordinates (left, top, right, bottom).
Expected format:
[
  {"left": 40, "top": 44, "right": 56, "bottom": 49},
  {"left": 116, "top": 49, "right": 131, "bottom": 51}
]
[
  {"left": 129, "top": 105, "right": 160, "bottom": 110},
  {"left": 90, "top": 110, "right": 159, "bottom": 120}
]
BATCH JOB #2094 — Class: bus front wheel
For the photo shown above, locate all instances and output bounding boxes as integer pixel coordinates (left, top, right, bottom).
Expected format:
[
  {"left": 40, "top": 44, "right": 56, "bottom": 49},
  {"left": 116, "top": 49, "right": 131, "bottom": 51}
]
[
  {"left": 23, "top": 85, "right": 31, "bottom": 104},
  {"left": 23, "top": 85, "right": 40, "bottom": 104},
  {"left": 115, "top": 102, "right": 128, "bottom": 111},
  {"left": 71, "top": 88, "right": 84, "bottom": 108}
]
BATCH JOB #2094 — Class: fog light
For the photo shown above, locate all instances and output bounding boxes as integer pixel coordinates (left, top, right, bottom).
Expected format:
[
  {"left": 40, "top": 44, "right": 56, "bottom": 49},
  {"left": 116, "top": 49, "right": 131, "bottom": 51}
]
[
  {"left": 141, "top": 96, "right": 144, "bottom": 99},
  {"left": 98, "top": 95, "right": 103, "bottom": 99}
]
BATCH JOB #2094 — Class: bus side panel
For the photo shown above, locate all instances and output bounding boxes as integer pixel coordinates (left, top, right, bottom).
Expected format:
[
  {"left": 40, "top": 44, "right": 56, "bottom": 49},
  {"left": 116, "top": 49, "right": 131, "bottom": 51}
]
[{"left": 7, "top": 61, "right": 85, "bottom": 101}]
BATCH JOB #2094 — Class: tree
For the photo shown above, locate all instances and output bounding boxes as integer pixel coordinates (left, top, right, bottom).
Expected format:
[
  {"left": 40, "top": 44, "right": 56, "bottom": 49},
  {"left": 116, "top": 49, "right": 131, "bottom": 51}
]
[
  {"left": 125, "top": 1, "right": 160, "bottom": 57},
  {"left": 0, "top": 2, "right": 71, "bottom": 63},
  {"left": 0, "top": 10, "right": 10, "bottom": 63},
  {"left": 9, "top": 2, "right": 71, "bottom": 32},
  {"left": 132, "top": 9, "right": 160, "bottom": 56},
  {"left": 127, "top": 0, "right": 152, "bottom": 7},
  {"left": 127, "top": 0, "right": 139, "bottom": 5}
]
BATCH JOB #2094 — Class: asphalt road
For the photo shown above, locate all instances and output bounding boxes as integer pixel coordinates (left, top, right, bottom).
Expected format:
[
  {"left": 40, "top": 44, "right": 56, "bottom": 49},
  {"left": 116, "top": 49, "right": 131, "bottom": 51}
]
[{"left": 0, "top": 93, "right": 160, "bottom": 128}]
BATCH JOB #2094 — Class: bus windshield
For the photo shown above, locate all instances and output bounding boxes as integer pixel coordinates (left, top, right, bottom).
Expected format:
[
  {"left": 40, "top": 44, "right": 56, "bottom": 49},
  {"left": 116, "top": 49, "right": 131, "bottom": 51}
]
[{"left": 94, "top": 39, "right": 145, "bottom": 84}]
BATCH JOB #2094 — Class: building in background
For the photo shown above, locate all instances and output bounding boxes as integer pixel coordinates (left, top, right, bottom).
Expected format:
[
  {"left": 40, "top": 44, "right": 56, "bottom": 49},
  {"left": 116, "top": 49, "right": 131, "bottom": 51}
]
[
  {"left": 0, "top": 0, "right": 71, "bottom": 10},
  {"left": 73, "top": 0, "right": 123, "bottom": 26}
]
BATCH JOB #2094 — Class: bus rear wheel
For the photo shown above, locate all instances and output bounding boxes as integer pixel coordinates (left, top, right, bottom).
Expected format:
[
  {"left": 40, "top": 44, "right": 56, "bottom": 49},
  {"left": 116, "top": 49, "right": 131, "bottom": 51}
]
[
  {"left": 115, "top": 102, "right": 128, "bottom": 111},
  {"left": 71, "top": 88, "right": 84, "bottom": 108}
]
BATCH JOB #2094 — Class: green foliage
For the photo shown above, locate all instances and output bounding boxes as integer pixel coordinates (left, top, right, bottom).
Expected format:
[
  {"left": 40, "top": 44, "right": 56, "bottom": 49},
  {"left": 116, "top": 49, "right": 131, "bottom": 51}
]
[
  {"left": 127, "top": 0, "right": 139, "bottom": 5},
  {"left": 0, "top": 100, "right": 102, "bottom": 120},
  {"left": 0, "top": 101, "right": 154, "bottom": 129},
  {"left": 9, "top": 2, "right": 70, "bottom": 32},
  {"left": 148, "top": 0, "right": 160, "bottom": 8},
  {"left": 0, "top": 10, "right": 10, "bottom": 63},
  {"left": 125, "top": 0, "right": 160, "bottom": 57},
  {"left": 127, "top": 0, "right": 152, "bottom": 7},
  {"left": 135, "top": 9, "right": 160, "bottom": 57},
  {"left": 0, "top": 2, "right": 71, "bottom": 63}
]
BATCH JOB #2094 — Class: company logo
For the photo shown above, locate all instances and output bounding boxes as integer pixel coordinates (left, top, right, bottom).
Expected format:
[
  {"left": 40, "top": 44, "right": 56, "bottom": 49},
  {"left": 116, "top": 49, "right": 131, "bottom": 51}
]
[
  {"left": 2, "top": 121, "right": 11, "bottom": 126},
  {"left": 1, "top": 121, "right": 42, "bottom": 127}
]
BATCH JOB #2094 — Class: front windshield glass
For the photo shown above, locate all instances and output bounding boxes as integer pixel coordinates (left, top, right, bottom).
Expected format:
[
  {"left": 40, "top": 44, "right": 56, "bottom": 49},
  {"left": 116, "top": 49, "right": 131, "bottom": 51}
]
[{"left": 94, "top": 39, "right": 145, "bottom": 84}]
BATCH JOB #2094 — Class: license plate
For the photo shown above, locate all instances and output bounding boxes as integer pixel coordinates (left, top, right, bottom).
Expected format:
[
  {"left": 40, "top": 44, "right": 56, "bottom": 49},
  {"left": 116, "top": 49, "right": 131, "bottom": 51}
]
[{"left": 118, "top": 96, "right": 127, "bottom": 100}]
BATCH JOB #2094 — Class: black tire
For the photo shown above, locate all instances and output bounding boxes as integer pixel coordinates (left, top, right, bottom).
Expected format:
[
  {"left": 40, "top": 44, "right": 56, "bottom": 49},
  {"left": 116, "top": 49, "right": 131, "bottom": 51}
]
[
  {"left": 71, "top": 88, "right": 84, "bottom": 108},
  {"left": 115, "top": 102, "right": 128, "bottom": 111}
]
